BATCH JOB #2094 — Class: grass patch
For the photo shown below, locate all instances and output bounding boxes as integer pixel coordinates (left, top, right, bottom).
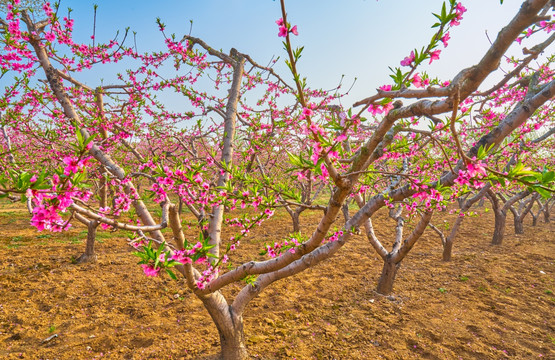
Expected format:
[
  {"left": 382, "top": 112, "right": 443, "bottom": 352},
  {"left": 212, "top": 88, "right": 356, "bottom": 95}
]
[
  {"left": 6, "top": 236, "right": 26, "bottom": 249},
  {"left": 0, "top": 211, "right": 17, "bottom": 217},
  {"left": 70, "top": 237, "right": 83, "bottom": 244}
]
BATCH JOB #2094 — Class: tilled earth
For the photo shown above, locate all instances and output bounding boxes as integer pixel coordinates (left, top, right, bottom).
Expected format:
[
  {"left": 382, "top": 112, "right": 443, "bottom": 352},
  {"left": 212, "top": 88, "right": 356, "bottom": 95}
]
[{"left": 0, "top": 201, "right": 554, "bottom": 359}]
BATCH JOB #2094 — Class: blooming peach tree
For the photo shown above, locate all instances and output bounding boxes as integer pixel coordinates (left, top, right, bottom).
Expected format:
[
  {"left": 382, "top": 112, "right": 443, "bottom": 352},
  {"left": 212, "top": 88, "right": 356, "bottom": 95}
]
[{"left": 1, "top": 0, "right": 555, "bottom": 358}]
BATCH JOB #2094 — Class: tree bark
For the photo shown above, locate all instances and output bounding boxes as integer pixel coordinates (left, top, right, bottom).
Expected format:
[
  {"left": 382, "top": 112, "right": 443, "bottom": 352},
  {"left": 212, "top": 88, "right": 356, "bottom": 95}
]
[
  {"left": 442, "top": 237, "right": 454, "bottom": 261},
  {"left": 377, "top": 258, "right": 399, "bottom": 295},
  {"left": 291, "top": 211, "right": 301, "bottom": 233},
  {"left": 201, "top": 293, "right": 248, "bottom": 360},
  {"left": 492, "top": 209, "right": 506, "bottom": 245},
  {"left": 77, "top": 220, "right": 98, "bottom": 263},
  {"left": 514, "top": 217, "right": 524, "bottom": 234}
]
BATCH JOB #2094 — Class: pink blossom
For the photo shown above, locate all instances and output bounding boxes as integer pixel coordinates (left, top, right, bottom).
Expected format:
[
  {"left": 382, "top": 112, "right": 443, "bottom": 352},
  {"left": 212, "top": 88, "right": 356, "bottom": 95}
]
[
  {"left": 368, "top": 104, "right": 383, "bottom": 116},
  {"left": 382, "top": 102, "right": 394, "bottom": 115},
  {"left": 302, "top": 107, "right": 314, "bottom": 118},
  {"left": 335, "top": 133, "right": 347, "bottom": 142},
  {"left": 62, "top": 157, "right": 80, "bottom": 176},
  {"left": 467, "top": 162, "right": 487, "bottom": 178},
  {"left": 379, "top": 84, "right": 392, "bottom": 92},
  {"left": 171, "top": 251, "right": 192, "bottom": 264},
  {"left": 400, "top": 51, "right": 415, "bottom": 67},
  {"left": 441, "top": 32, "right": 450, "bottom": 47},
  {"left": 278, "top": 26, "right": 288, "bottom": 37},
  {"left": 141, "top": 264, "right": 160, "bottom": 277},
  {"left": 290, "top": 25, "right": 298, "bottom": 36},
  {"left": 44, "top": 32, "right": 56, "bottom": 42},
  {"left": 429, "top": 49, "right": 441, "bottom": 64},
  {"left": 296, "top": 171, "right": 307, "bottom": 181},
  {"left": 412, "top": 73, "right": 423, "bottom": 88}
]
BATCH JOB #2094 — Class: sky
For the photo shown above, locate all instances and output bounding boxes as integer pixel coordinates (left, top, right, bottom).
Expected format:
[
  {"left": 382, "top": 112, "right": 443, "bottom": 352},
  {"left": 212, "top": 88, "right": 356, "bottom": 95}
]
[{"left": 1, "top": 0, "right": 543, "bottom": 109}]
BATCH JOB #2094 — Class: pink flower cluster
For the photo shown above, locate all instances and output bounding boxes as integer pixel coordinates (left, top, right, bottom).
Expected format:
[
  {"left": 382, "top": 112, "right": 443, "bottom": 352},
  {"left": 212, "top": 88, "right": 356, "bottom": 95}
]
[
  {"left": 62, "top": 156, "right": 91, "bottom": 176},
  {"left": 264, "top": 237, "right": 302, "bottom": 258},
  {"left": 27, "top": 176, "right": 92, "bottom": 232},
  {"left": 276, "top": 18, "right": 298, "bottom": 38},
  {"left": 412, "top": 187, "right": 445, "bottom": 211},
  {"left": 455, "top": 160, "right": 488, "bottom": 188}
]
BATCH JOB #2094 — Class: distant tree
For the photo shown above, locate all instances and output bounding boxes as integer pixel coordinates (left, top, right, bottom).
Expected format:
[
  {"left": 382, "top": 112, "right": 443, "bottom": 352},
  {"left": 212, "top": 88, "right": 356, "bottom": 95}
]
[{"left": 0, "top": 0, "right": 43, "bottom": 13}]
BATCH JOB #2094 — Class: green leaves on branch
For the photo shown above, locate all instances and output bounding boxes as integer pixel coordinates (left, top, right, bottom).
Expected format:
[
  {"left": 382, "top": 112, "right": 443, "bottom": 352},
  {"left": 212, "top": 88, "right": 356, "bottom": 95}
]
[
  {"left": 431, "top": 2, "right": 458, "bottom": 28},
  {"left": 518, "top": 166, "right": 554, "bottom": 199},
  {"left": 0, "top": 170, "right": 50, "bottom": 201},
  {"left": 476, "top": 144, "right": 495, "bottom": 160},
  {"left": 133, "top": 240, "right": 182, "bottom": 280},
  {"left": 72, "top": 121, "right": 97, "bottom": 152},
  {"left": 492, "top": 163, "right": 554, "bottom": 199}
]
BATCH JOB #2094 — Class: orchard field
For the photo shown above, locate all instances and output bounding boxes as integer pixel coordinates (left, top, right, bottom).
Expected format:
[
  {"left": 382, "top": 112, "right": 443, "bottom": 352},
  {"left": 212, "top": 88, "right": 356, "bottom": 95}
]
[
  {"left": 0, "top": 202, "right": 554, "bottom": 359},
  {"left": 1, "top": 0, "right": 555, "bottom": 359}
]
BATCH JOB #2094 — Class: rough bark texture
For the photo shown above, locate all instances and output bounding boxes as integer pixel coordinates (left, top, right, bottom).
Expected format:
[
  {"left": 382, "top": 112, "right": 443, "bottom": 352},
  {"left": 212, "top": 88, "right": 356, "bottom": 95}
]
[
  {"left": 442, "top": 238, "right": 454, "bottom": 262},
  {"left": 492, "top": 210, "right": 507, "bottom": 245},
  {"left": 377, "top": 259, "right": 399, "bottom": 295},
  {"left": 76, "top": 220, "right": 98, "bottom": 263},
  {"left": 291, "top": 211, "right": 301, "bottom": 233},
  {"left": 201, "top": 293, "right": 248, "bottom": 360},
  {"left": 514, "top": 217, "right": 524, "bottom": 234}
]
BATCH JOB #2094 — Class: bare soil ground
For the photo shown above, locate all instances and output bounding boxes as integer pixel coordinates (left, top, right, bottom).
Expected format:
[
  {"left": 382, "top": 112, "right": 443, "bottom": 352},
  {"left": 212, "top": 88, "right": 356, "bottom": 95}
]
[{"left": 0, "top": 200, "right": 554, "bottom": 359}]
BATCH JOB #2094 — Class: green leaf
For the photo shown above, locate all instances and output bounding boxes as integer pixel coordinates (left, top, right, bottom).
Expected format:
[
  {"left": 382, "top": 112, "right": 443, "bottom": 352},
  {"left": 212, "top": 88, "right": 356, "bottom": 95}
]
[
  {"left": 542, "top": 171, "right": 554, "bottom": 184},
  {"left": 76, "top": 127, "right": 84, "bottom": 149},
  {"left": 532, "top": 186, "right": 551, "bottom": 199},
  {"left": 519, "top": 175, "right": 538, "bottom": 183},
  {"left": 165, "top": 269, "right": 178, "bottom": 280}
]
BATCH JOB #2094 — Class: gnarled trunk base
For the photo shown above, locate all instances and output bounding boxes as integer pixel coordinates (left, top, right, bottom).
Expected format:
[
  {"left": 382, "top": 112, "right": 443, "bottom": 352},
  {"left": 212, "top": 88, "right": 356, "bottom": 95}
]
[
  {"left": 219, "top": 326, "right": 248, "bottom": 360},
  {"left": 201, "top": 293, "right": 249, "bottom": 360},
  {"left": 377, "top": 260, "right": 399, "bottom": 295},
  {"left": 442, "top": 239, "right": 453, "bottom": 261},
  {"left": 514, "top": 218, "right": 524, "bottom": 234},
  {"left": 77, "top": 220, "right": 98, "bottom": 263}
]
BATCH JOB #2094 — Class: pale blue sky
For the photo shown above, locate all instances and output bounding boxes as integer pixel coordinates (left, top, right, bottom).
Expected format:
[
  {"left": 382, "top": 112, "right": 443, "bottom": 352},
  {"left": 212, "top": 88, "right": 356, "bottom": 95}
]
[
  {"left": 3, "top": 1, "right": 538, "bottom": 108},
  {"left": 60, "top": 0, "right": 525, "bottom": 105}
]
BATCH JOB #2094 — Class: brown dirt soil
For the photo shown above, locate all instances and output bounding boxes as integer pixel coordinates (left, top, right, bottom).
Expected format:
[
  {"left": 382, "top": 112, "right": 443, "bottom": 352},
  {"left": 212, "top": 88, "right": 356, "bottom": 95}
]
[{"left": 0, "top": 200, "right": 554, "bottom": 360}]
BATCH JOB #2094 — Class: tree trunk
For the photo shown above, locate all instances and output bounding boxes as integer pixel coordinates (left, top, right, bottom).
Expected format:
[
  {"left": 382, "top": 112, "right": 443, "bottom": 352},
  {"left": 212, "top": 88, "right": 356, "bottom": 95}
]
[
  {"left": 532, "top": 215, "right": 537, "bottom": 226},
  {"left": 291, "top": 211, "right": 301, "bottom": 233},
  {"left": 514, "top": 217, "right": 524, "bottom": 234},
  {"left": 77, "top": 220, "right": 98, "bottom": 263},
  {"left": 492, "top": 210, "right": 506, "bottom": 245},
  {"left": 99, "top": 168, "right": 108, "bottom": 209},
  {"left": 442, "top": 238, "right": 453, "bottom": 261},
  {"left": 376, "top": 259, "right": 399, "bottom": 295},
  {"left": 342, "top": 199, "right": 351, "bottom": 223},
  {"left": 442, "top": 215, "right": 464, "bottom": 261},
  {"left": 219, "top": 320, "right": 248, "bottom": 360},
  {"left": 201, "top": 294, "right": 249, "bottom": 360}
]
